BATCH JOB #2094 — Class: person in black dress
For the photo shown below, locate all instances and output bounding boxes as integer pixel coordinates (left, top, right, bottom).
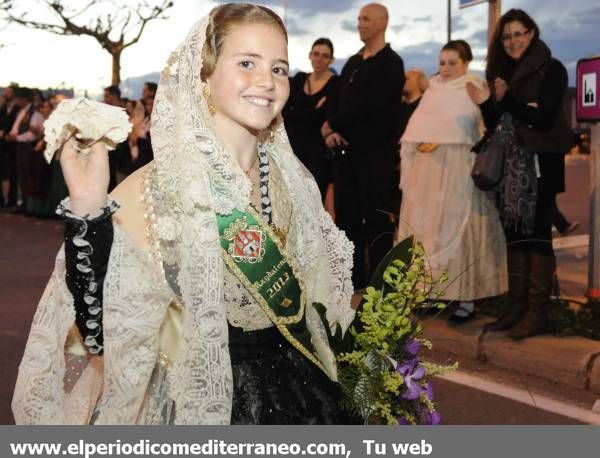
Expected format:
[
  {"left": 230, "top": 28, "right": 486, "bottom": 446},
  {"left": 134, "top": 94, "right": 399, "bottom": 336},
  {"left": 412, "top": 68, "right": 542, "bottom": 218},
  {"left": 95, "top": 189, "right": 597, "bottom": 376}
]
[
  {"left": 0, "top": 86, "right": 20, "bottom": 207},
  {"left": 283, "top": 38, "right": 338, "bottom": 199}
]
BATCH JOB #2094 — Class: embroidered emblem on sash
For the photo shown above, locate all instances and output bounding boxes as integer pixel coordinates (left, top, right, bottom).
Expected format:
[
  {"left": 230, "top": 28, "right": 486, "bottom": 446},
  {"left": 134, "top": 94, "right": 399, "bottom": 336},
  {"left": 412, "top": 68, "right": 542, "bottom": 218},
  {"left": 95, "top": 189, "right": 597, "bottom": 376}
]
[{"left": 223, "top": 216, "right": 266, "bottom": 263}]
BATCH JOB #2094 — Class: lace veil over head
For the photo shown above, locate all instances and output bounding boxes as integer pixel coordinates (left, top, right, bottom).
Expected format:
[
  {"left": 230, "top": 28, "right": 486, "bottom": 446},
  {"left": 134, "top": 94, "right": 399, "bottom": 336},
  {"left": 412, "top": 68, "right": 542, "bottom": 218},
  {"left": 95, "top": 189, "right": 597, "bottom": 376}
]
[
  {"left": 13, "top": 4, "right": 355, "bottom": 426},
  {"left": 147, "top": 3, "right": 356, "bottom": 423},
  {"left": 149, "top": 9, "right": 255, "bottom": 424}
]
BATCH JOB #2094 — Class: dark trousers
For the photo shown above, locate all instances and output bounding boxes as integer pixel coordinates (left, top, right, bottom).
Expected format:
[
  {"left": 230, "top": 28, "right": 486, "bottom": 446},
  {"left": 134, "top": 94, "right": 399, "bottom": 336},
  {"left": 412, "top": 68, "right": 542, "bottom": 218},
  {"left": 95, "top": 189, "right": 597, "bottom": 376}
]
[
  {"left": 552, "top": 201, "right": 570, "bottom": 233},
  {"left": 16, "top": 143, "right": 33, "bottom": 208},
  {"left": 0, "top": 142, "right": 18, "bottom": 205},
  {"left": 333, "top": 152, "right": 396, "bottom": 289}
]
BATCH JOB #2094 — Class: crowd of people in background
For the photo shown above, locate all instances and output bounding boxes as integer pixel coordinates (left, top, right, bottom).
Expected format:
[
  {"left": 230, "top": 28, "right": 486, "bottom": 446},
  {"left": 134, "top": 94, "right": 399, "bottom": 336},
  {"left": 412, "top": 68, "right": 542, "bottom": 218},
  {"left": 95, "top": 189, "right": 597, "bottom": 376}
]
[
  {"left": 0, "top": 81, "right": 157, "bottom": 216},
  {"left": 0, "top": 3, "right": 578, "bottom": 340},
  {"left": 0, "top": 86, "right": 68, "bottom": 217},
  {"left": 102, "top": 82, "right": 156, "bottom": 191},
  {"left": 282, "top": 4, "right": 576, "bottom": 339}
]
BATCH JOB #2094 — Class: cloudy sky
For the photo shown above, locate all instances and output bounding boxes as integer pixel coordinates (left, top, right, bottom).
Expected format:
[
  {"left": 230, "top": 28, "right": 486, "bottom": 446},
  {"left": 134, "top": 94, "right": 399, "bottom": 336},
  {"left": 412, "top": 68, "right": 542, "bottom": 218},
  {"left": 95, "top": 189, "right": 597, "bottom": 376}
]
[{"left": 0, "top": 0, "right": 598, "bottom": 96}]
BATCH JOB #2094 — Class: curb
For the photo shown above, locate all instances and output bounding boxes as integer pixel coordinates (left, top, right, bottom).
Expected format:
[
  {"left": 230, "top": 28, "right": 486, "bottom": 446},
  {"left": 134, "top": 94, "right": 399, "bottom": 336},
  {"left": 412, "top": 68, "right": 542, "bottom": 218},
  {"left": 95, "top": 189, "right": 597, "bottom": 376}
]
[
  {"left": 421, "top": 315, "right": 492, "bottom": 360},
  {"left": 482, "top": 331, "right": 593, "bottom": 389},
  {"left": 421, "top": 316, "right": 600, "bottom": 395}
]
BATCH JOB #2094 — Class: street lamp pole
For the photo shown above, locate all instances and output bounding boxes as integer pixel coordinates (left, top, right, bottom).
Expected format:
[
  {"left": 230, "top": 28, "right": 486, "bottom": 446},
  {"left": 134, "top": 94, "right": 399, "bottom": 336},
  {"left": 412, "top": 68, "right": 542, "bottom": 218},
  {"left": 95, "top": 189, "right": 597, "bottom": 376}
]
[
  {"left": 589, "top": 123, "right": 600, "bottom": 300},
  {"left": 447, "top": 0, "right": 452, "bottom": 43}
]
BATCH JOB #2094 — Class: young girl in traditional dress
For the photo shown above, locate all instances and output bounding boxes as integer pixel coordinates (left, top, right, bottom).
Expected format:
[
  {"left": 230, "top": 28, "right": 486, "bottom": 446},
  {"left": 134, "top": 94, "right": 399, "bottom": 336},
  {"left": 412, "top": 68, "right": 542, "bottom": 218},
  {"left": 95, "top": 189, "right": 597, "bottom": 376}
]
[{"left": 13, "top": 3, "right": 355, "bottom": 425}]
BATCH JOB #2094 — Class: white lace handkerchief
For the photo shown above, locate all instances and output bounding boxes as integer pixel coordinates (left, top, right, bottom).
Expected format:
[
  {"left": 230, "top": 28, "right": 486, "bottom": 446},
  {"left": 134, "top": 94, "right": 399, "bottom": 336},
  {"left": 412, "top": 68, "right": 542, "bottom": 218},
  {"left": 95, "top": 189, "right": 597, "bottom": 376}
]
[{"left": 43, "top": 97, "right": 132, "bottom": 163}]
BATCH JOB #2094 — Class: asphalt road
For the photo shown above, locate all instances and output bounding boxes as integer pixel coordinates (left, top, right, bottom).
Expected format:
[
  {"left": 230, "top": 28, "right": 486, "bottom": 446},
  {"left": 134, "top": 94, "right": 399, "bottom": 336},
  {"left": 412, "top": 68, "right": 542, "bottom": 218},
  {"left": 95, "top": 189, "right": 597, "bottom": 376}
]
[{"left": 433, "top": 378, "right": 583, "bottom": 425}]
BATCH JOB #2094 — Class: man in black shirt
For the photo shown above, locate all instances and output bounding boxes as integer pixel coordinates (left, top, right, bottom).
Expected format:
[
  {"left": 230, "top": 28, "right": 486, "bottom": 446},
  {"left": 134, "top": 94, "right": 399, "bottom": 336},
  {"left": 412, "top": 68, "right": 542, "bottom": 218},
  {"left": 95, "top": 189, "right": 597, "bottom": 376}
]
[
  {"left": 0, "top": 86, "right": 19, "bottom": 206},
  {"left": 322, "top": 3, "right": 405, "bottom": 288}
]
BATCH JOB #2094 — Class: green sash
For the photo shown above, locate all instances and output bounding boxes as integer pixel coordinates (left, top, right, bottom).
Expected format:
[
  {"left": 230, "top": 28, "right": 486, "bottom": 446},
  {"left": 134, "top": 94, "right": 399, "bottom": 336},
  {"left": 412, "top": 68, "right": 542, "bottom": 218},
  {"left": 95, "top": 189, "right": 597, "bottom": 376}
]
[{"left": 217, "top": 207, "right": 326, "bottom": 374}]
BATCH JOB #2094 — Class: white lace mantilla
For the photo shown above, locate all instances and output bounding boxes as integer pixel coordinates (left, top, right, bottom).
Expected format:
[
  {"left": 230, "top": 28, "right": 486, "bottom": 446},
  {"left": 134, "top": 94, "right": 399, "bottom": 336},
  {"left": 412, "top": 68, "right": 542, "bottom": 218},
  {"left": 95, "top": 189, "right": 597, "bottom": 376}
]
[
  {"left": 12, "top": 226, "right": 173, "bottom": 424},
  {"left": 223, "top": 267, "right": 273, "bottom": 331},
  {"left": 12, "top": 11, "right": 355, "bottom": 425}
]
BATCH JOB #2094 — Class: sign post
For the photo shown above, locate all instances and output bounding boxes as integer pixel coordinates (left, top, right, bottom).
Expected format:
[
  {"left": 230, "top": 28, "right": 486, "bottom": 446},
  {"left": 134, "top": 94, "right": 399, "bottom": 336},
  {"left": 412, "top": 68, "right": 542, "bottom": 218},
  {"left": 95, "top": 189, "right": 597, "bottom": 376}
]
[
  {"left": 590, "top": 123, "right": 600, "bottom": 301},
  {"left": 576, "top": 56, "right": 600, "bottom": 300}
]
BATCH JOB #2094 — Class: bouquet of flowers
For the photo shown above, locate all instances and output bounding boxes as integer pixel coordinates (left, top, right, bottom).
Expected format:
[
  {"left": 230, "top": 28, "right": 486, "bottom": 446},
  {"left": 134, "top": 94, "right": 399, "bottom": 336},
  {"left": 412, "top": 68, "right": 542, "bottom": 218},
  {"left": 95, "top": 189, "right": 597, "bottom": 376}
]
[{"left": 315, "top": 237, "right": 456, "bottom": 425}]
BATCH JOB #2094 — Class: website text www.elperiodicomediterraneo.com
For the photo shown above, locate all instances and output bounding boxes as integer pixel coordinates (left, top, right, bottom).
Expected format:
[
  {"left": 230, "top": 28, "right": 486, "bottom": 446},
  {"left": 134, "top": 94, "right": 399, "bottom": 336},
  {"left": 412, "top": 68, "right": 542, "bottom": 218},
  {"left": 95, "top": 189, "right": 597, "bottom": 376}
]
[{"left": 9, "top": 438, "right": 434, "bottom": 457}]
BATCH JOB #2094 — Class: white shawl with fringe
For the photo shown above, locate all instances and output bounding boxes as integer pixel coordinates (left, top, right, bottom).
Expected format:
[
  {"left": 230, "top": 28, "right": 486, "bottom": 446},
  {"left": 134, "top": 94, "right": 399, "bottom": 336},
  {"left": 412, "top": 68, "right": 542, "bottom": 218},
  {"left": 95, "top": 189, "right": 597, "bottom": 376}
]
[{"left": 401, "top": 73, "right": 483, "bottom": 145}]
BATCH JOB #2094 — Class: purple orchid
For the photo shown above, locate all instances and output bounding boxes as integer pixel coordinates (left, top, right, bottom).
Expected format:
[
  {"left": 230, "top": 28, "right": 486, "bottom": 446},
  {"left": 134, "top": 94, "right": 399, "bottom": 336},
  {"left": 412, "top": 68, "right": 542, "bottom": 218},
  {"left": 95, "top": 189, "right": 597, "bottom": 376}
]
[
  {"left": 396, "top": 359, "right": 426, "bottom": 400},
  {"left": 422, "top": 409, "right": 441, "bottom": 425},
  {"left": 405, "top": 339, "right": 421, "bottom": 357},
  {"left": 423, "top": 381, "right": 434, "bottom": 401}
]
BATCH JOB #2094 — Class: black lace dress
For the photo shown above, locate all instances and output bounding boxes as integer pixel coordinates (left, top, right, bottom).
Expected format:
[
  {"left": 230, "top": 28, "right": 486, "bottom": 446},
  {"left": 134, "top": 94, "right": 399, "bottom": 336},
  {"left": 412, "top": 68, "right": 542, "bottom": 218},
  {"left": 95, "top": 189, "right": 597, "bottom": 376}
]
[
  {"left": 283, "top": 72, "right": 338, "bottom": 198},
  {"left": 228, "top": 324, "right": 356, "bottom": 424}
]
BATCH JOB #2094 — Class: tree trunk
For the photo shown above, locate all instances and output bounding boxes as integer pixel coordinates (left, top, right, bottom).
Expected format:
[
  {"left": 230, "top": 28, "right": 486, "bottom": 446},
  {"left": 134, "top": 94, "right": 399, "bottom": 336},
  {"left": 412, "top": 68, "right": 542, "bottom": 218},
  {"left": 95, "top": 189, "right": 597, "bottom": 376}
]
[{"left": 111, "top": 50, "right": 121, "bottom": 86}]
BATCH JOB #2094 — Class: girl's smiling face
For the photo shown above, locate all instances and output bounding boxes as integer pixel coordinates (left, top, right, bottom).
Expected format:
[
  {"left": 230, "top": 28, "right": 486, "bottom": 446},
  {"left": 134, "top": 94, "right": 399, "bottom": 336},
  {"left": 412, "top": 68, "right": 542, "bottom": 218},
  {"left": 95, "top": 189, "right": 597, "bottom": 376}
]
[{"left": 207, "top": 23, "right": 290, "bottom": 136}]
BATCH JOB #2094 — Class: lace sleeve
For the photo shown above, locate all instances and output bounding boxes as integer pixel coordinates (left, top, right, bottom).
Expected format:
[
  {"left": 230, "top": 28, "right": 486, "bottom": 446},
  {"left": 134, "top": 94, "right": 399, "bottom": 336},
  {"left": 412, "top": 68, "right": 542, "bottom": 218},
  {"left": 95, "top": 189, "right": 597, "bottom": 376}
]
[
  {"left": 319, "top": 208, "right": 356, "bottom": 332},
  {"left": 57, "top": 198, "right": 120, "bottom": 355}
]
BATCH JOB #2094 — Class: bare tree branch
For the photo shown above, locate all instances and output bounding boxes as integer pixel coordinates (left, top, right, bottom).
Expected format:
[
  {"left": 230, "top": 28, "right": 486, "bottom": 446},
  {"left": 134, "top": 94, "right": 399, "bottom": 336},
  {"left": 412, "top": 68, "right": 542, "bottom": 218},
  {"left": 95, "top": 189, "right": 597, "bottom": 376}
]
[
  {"left": 123, "top": 1, "right": 172, "bottom": 49},
  {"left": 118, "top": 10, "right": 131, "bottom": 42},
  {"left": 0, "top": 0, "right": 174, "bottom": 84},
  {"left": 65, "top": 0, "right": 97, "bottom": 21}
]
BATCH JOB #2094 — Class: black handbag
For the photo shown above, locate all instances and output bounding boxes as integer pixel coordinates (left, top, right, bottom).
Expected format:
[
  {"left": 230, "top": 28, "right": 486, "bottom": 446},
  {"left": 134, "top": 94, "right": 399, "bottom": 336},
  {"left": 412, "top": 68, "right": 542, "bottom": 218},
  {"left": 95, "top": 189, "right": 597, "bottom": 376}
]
[{"left": 471, "top": 115, "right": 512, "bottom": 191}]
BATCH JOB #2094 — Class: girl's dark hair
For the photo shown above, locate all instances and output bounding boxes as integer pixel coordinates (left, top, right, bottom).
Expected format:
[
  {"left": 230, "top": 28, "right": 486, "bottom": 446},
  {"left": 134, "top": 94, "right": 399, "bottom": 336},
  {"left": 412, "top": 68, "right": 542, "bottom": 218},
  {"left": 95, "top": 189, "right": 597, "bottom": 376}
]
[
  {"left": 486, "top": 8, "right": 540, "bottom": 79},
  {"left": 311, "top": 37, "right": 334, "bottom": 57},
  {"left": 441, "top": 39, "right": 473, "bottom": 62}
]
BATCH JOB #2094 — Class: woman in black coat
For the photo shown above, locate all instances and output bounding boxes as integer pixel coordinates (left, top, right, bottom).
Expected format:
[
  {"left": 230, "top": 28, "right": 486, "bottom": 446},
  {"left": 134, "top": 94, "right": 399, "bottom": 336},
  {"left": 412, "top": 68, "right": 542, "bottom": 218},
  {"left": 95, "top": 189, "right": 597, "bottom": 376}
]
[
  {"left": 283, "top": 38, "right": 338, "bottom": 199},
  {"left": 467, "top": 8, "right": 573, "bottom": 339}
]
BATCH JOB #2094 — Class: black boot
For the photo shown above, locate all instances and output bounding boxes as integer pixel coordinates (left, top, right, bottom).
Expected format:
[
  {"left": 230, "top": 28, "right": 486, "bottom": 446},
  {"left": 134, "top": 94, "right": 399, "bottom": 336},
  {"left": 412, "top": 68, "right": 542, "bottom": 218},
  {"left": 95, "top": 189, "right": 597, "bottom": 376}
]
[
  {"left": 508, "top": 253, "right": 554, "bottom": 340},
  {"left": 485, "top": 249, "right": 529, "bottom": 331}
]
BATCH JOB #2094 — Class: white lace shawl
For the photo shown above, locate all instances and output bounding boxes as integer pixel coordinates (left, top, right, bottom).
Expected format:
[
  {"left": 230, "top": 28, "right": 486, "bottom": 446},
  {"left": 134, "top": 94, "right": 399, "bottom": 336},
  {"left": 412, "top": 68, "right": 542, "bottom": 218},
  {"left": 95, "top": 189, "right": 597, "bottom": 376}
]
[
  {"left": 401, "top": 73, "right": 483, "bottom": 145},
  {"left": 12, "top": 12, "right": 355, "bottom": 425}
]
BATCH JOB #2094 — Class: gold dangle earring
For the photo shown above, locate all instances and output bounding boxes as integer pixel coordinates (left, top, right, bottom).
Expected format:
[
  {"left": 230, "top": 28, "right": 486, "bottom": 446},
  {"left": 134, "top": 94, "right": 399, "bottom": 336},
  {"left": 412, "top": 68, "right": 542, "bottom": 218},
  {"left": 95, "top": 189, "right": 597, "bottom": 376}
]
[
  {"left": 202, "top": 84, "right": 216, "bottom": 116},
  {"left": 268, "top": 117, "right": 279, "bottom": 143}
]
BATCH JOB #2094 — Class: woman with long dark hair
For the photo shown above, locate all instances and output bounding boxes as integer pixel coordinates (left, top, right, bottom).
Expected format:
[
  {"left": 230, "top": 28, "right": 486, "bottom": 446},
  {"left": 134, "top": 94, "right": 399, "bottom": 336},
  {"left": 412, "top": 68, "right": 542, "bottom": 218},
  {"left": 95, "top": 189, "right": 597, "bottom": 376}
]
[{"left": 467, "top": 9, "right": 573, "bottom": 339}]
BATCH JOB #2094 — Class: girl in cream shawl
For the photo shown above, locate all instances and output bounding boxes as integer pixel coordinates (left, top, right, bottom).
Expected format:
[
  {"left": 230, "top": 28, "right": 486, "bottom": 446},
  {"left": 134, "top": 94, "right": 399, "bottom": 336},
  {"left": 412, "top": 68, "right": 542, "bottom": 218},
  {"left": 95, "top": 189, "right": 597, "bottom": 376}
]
[
  {"left": 397, "top": 40, "right": 507, "bottom": 322},
  {"left": 13, "top": 3, "right": 356, "bottom": 425}
]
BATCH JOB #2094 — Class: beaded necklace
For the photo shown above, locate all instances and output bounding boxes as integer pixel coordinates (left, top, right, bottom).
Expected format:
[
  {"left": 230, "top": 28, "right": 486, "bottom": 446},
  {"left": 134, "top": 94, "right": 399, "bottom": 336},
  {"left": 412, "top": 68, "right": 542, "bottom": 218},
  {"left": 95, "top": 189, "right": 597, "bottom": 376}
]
[{"left": 244, "top": 143, "right": 272, "bottom": 225}]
